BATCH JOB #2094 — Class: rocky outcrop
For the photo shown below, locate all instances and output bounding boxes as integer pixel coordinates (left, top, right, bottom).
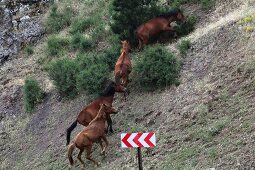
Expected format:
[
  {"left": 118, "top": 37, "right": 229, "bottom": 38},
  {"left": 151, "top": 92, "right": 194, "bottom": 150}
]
[{"left": 0, "top": 0, "right": 49, "bottom": 64}]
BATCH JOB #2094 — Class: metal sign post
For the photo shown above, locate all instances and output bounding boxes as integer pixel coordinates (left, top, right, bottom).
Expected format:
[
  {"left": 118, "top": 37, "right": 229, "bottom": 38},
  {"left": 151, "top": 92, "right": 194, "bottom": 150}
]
[{"left": 121, "top": 132, "right": 156, "bottom": 170}]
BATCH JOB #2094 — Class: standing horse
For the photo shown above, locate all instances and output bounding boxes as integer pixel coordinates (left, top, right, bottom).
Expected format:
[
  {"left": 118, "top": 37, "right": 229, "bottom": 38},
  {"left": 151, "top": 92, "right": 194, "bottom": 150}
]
[
  {"left": 68, "top": 104, "right": 117, "bottom": 167},
  {"left": 136, "top": 9, "right": 185, "bottom": 50},
  {"left": 66, "top": 81, "right": 126, "bottom": 146},
  {"left": 114, "top": 40, "right": 132, "bottom": 87}
]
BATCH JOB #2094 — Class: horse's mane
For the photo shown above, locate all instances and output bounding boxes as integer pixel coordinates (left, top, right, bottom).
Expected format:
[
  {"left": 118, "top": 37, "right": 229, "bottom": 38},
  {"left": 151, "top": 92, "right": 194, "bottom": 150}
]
[
  {"left": 89, "top": 104, "right": 104, "bottom": 125},
  {"left": 156, "top": 9, "right": 181, "bottom": 18},
  {"left": 99, "top": 81, "right": 115, "bottom": 97}
]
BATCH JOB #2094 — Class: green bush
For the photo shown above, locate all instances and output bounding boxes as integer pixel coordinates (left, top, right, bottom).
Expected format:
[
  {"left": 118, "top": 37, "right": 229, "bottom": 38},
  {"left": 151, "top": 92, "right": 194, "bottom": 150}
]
[
  {"left": 110, "top": 0, "right": 164, "bottom": 41},
  {"left": 70, "top": 33, "right": 94, "bottom": 52},
  {"left": 46, "top": 58, "right": 78, "bottom": 98},
  {"left": 178, "top": 39, "right": 191, "bottom": 56},
  {"left": 175, "top": 15, "right": 197, "bottom": 36},
  {"left": 75, "top": 54, "right": 109, "bottom": 94},
  {"left": 24, "top": 45, "right": 34, "bottom": 56},
  {"left": 45, "top": 4, "right": 73, "bottom": 33},
  {"left": 47, "top": 36, "right": 70, "bottom": 56},
  {"left": 69, "top": 17, "right": 94, "bottom": 34},
  {"left": 101, "top": 44, "right": 121, "bottom": 70},
  {"left": 23, "top": 78, "right": 43, "bottom": 113},
  {"left": 135, "top": 44, "right": 180, "bottom": 89}
]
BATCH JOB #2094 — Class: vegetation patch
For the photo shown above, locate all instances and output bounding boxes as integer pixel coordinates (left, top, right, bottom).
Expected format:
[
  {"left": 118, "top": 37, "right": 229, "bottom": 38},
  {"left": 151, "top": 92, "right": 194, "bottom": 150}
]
[
  {"left": 47, "top": 35, "right": 70, "bottom": 56},
  {"left": 134, "top": 44, "right": 180, "bottom": 89},
  {"left": 23, "top": 78, "right": 44, "bottom": 113},
  {"left": 69, "top": 17, "right": 94, "bottom": 34},
  {"left": 24, "top": 45, "right": 34, "bottom": 56},
  {"left": 70, "top": 32, "right": 94, "bottom": 52},
  {"left": 45, "top": 4, "right": 73, "bottom": 33},
  {"left": 168, "top": 0, "right": 215, "bottom": 9},
  {"left": 175, "top": 15, "right": 197, "bottom": 36},
  {"left": 177, "top": 39, "right": 191, "bottom": 56}
]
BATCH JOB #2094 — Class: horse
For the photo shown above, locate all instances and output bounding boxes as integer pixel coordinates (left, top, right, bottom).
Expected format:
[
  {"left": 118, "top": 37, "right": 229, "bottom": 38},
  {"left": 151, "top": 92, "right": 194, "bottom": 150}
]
[
  {"left": 68, "top": 104, "right": 118, "bottom": 167},
  {"left": 114, "top": 40, "right": 132, "bottom": 88},
  {"left": 136, "top": 9, "right": 185, "bottom": 50},
  {"left": 66, "top": 81, "right": 126, "bottom": 146}
]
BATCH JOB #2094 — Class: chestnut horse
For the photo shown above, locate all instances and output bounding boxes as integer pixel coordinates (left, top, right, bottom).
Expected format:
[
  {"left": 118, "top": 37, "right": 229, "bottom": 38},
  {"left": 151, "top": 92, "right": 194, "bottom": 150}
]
[
  {"left": 66, "top": 81, "right": 126, "bottom": 145},
  {"left": 114, "top": 40, "right": 132, "bottom": 87},
  {"left": 136, "top": 9, "right": 185, "bottom": 50},
  {"left": 68, "top": 104, "right": 117, "bottom": 167}
]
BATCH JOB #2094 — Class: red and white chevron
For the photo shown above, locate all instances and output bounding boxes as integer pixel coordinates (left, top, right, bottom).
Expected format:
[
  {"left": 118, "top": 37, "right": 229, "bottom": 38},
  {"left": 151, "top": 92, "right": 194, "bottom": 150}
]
[{"left": 121, "top": 132, "right": 156, "bottom": 148}]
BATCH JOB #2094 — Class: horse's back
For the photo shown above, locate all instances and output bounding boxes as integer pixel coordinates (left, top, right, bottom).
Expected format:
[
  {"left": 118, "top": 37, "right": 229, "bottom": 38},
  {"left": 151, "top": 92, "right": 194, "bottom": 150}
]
[{"left": 137, "top": 17, "right": 168, "bottom": 36}]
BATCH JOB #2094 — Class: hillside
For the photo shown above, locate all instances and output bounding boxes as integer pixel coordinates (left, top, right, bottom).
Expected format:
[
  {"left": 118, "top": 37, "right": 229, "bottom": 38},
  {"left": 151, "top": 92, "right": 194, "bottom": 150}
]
[{"left": 1, "top": 0, "right": 255, "bottom": 169}]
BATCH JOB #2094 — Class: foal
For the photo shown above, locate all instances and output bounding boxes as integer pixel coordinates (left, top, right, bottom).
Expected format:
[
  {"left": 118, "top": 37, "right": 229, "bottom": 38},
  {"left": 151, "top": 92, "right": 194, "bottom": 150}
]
[
  {"left": 136, "top": 9, "right": 185, "bottom": 50},
  {"left": 67, "top": 104, "right": 117, "bottom": 167}
]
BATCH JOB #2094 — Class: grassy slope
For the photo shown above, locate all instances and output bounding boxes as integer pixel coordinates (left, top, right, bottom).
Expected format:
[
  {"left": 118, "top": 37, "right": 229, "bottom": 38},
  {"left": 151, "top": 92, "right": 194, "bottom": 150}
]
[{"left": 1, "top": 0, "right": 255, "bottom": 169}]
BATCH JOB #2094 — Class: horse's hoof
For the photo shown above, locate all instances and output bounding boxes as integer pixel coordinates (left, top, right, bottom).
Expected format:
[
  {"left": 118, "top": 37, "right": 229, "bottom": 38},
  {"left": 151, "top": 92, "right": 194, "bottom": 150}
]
[{"left": 110, "top": 129, "right": 114, "bottom": 133}]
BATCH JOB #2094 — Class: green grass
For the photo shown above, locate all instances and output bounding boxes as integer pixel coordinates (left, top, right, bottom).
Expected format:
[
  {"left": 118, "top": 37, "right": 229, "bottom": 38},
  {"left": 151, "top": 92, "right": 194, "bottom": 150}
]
[
  {"left": 178, "top": 39, "right": 191, "bottom": 56},
  {"left": 24, "top": 45, "right": 34, "bottom": 56},
  {"left": 47, "top": 35, "right": 70, "bottom": 56}
]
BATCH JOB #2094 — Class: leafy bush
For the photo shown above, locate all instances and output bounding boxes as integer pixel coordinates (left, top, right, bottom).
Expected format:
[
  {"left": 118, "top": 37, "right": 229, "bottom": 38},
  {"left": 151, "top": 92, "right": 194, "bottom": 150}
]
[
  {"left": 24, "top": 45, "right": 34, "bottom": 56},
  {"left": 175, "top": 15, "right": 197, "bottom": 36},
  {"left": 101, "top": 44, "right": 121, "bottom": 70},
  {"left": 178, "top": 39, "right": 191, "bottom": 56},
  {"left": 45, "top": 4, "right": 73, "bottom": 33},
  {"left": 47, "top": 36, "right": 70, "bottom": 56},
  {"left": 46, "top": 58, "right": 78, "bottom": 98},
  {"left": 135, "top": 44, "right": 180, "bottom": 89},
  {"left": 23, "top": 78, "right": 43, "bottom": 113},
  {"left": 69, "top": 17, "right": 94, "bottom": 34},
  {"left": 110, "top": 0, "right": 164, "bottom": 41},
  {"left": 75, "top": 54, "right": 109, "bottom": 94},
  {"left": 70, "top": 33, "right": 94, "bottom": 51}
]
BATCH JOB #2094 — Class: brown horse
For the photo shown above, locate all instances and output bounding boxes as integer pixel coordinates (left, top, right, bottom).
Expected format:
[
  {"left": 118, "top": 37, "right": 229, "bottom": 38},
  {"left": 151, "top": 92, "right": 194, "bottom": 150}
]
[
  {"left": 68, "top": 104, "right": 117, "bottom": 167},
  {"left": 136, "top": 9, "right": 185, "bottom": 50},
  {"left": 66, "top": 81, "right": 126, "bottom": 145},
  {"left": 114, "top": 40, "right": 132, "bottom": 87}
]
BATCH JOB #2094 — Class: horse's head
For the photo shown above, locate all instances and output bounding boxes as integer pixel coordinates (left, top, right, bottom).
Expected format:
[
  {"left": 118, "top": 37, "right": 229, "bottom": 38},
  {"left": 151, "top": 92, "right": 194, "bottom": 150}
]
[
  {"left": 98, "top": 104, "right": 118, "bottom": 119},
  {"left": 176, "top": 9, "right": 185, "bottom": 22},
  {"left": 121, "top": 40, "right": 130, "bottom": 53}
]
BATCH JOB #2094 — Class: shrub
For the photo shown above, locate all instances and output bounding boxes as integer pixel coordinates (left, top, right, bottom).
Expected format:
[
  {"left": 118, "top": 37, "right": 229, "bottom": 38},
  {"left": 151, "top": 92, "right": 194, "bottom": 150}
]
[
  {"left": 178, "top": 39, "right": 191, "bottom": 56},
  {"left": 23, "top": 78, "right": 43, "bottom": 113},
  {"left": 135, "top": 44, "right": 180, "bottom": 89},
  {"left": 175, "top": 15, "right": 197, "bottom": 36},
  {"left": 110, "top": 0, "right": 163, "bottom": 41},
  {"left": 101, "top": 44, "right": 121, "bottom": 70},
  {"left": 46, "top": 58, "right": 78, "bottom": 98},
  {"left": 200, "top": 0, "right": 214, "bottom": 9},
  {"left": 24, "top": 45, "right": 34, "bottom": 56},
  {"left": 47, "top": 36, "right": 70, "bottom": 56},
  {"left": 45, "top": 4, "right": 73, "bottom": 33},
  {"left": 75, "top": 54, "right": 109, "bottom": 94},
  {"left": 70, "top": 33, "right": 94, "bottom": 51},
  {"left": 69, "top": 17, "right": 94, "bottom": 34}
]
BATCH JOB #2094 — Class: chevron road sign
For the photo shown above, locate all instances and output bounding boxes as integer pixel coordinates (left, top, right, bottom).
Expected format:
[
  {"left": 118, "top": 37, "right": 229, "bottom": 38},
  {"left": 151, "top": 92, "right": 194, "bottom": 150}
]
[
  {"left": 121, "top": 132, "right": 156, "bottom": 170},
  {"left": 121, "top": 132, "right": 156, "bottom": 148}
]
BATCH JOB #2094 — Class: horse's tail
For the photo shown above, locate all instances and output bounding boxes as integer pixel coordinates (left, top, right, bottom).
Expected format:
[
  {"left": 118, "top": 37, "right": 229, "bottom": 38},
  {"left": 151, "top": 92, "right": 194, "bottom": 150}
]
[
  {"left": 66, "top": 120, "right": 78, "bottom": 146},
  {"left": 67, "top": 143, "right": 76, "bottom": 165},
  {"left": 128, "top": 24, "right": 138, "bottom": 45}
]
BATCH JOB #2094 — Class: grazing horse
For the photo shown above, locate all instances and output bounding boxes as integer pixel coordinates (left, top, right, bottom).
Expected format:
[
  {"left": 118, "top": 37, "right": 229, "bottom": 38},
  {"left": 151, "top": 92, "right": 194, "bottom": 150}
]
[
  {"left": 136, "top": 9, "right": 185, "bottom": 50},
  {"left": 68, "top": 104, "right": 117, "bottom": 167},
  {"left": 114, "top": 40, "right": 132, "bottom": 87},
  {"left": 66, "top": 81, "right": 126, "bottom": 146}
]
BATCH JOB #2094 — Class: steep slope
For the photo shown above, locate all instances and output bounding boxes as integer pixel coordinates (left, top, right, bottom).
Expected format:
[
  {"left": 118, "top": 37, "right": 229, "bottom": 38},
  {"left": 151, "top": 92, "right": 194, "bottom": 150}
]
[{"left": 1, "top": 0, "right": 255, "bottom": 170}]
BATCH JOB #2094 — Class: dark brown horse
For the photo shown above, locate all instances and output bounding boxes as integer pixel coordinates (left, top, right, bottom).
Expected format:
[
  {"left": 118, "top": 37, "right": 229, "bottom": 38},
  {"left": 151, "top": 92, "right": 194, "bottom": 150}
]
[
  {"left": 68, "top": 104, "right": 117, "bottom": 167},
  {"left": 136, "top": 9, "right": 185, "bottom": 50},
  {"left": 114, "top": 40, "right": 132, "bottom": 87},
  {"left": 66, "top": 81, "right": 126, "bottom": 145}
]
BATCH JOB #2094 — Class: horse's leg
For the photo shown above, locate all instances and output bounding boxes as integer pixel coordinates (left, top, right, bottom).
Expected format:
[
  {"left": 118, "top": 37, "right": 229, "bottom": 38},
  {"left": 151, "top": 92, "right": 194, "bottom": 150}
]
[
  {"left": 98, "top": 138, "right": 105, "bottom": 155},
  {"left": 77, "top": 148, "right": 85, "bottom": 168},
  {"left": 101, "top": 135, "right": 109, "bottom": 155},
  {"left": 106, "top": 115, "right": 113, "bottom": 133},
  {"left": 85, "top": 145, "right": 99, "bottom": 166}
]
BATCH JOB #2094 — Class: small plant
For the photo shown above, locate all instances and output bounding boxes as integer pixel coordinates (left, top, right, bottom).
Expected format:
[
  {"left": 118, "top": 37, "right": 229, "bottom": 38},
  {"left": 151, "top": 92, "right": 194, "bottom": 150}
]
[
  {"left": 23, "top": 78, "right": 43, "bottom": 113},
  {"left": 101, "top": 44, "right": 121, "bottom": 70},
  {"left": 178, "top": 39, "right": 191, "bottom": 56},
  {"left": 45, "top": 4, "right": 73, "bottom": 33},
  {"left": 175, "top": 15, "right": 197, "bottom": 36},
  {"left": 134, "top": 44, "right": 180, "bottom": 89},
  {"left": 47, "top": 36, "right": 70, "bottom": 56},
  {"left": 24, "top": 45, "right": 34, "bottom": 56},
  {"left": 244, "top": 26, "right": 254, "bottom": 32},
  {"left": 200, "top": 0, "right": 214, "bottom": 9},
  {"left": 70, "top": 33, "right": 94, "bottom": 52},
  {"left": 46, "top": 58, "right": 78, "bottom": 98}
]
